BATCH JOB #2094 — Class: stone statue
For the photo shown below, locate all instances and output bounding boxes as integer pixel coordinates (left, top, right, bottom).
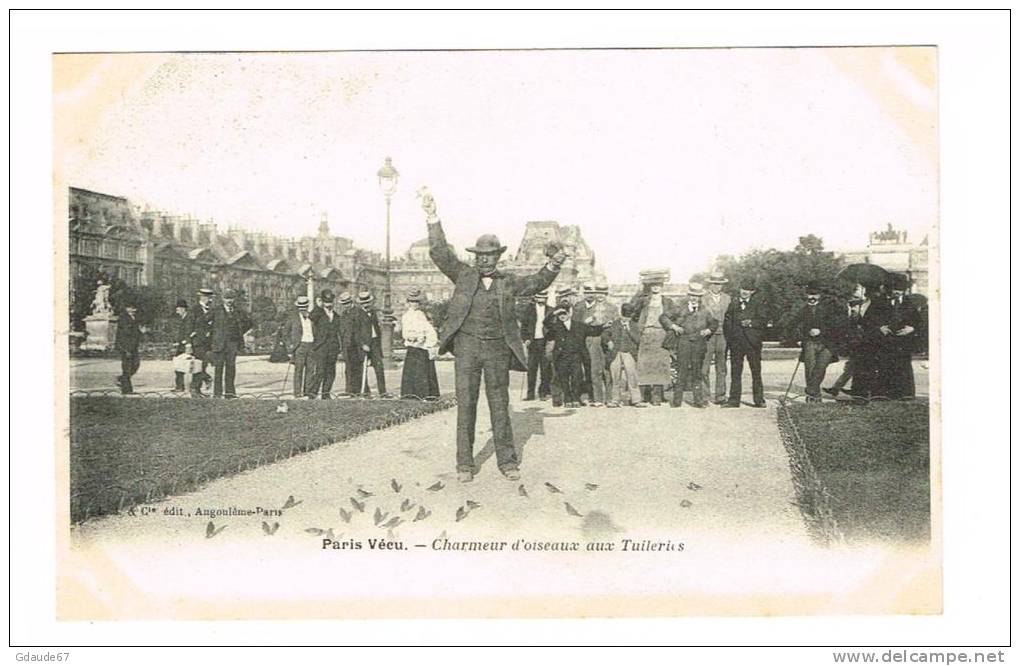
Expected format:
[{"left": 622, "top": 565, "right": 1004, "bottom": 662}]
[{"left": 91, "top": 281, "right": 113, "bottom": 316}]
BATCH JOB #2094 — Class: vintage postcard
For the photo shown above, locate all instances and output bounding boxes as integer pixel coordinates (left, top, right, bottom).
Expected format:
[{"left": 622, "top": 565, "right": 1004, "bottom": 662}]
[{"left": 54, "top": 46, "right": 940, "bottom": 620}]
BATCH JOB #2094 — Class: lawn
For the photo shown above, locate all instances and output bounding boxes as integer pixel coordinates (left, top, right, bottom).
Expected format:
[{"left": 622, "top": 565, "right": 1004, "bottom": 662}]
[
  {"left": 777, "top": 400, "right": 931, "bottom": 546},
  {"left": 69, "top": 396, "right": 454, "bottom": 523}
]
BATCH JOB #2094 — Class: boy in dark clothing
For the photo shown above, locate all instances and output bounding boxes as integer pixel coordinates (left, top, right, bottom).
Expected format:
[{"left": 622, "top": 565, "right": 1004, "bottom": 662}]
[
  {"left": 603, "top": 302, "right": 646, "bottom": 407},
  {"left": 545, "top": 306, "right": 605, "bottom": 407}
]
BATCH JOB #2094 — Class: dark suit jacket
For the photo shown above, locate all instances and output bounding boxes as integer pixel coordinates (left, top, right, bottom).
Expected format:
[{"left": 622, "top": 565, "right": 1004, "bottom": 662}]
[
  {"left": 115, "top": 312, "right": 142, "bottom": 353},
  {"left": 188, "top": 304, "right": 214, "bottom": 354},
  {"left": 309, "top": 306, "right": 343, "bottom": 354},
  {"left": 660, "top": 304, "right": 719, "bottom": 351},
  {"left": 351, "top": 307, "right": 383, "bottom": 349},
  {"left": 545, "top": 319, "right": 604, "bottom": 360},
  {"left": 723, "top": 293, "right": 770, "bottom": 350},
  {"left": 793, "top": 300, "right": 845, "bottom": 359},
  {"left": 519, "top": 302, "right": 550, "bottom": 342},
  {"left": 429, "top": 221, "right": 558, "bottom": 369},
  {"left": 287, "top": 312, "right": 314, "bottom": 354},
  {"left": 211, "top": 306, "right": 252, "bottom": 353},
  {"left": 338, "top": 306, "right": 357, "bottom": 350},
  {"left": 602, "top": 318, "right": 641, "bottom": 356}
]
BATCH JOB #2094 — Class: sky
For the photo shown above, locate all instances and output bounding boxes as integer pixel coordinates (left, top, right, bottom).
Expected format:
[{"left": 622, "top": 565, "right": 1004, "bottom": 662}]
[{"left": 55, "top": 48, "right": 937, "bottom": 283}]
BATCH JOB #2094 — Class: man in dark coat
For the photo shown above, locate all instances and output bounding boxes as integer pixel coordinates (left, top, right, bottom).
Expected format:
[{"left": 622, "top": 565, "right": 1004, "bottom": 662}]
[
  {"left": 661, "top": 282, "right": 718, "bottom": 408},
  {"left": 170, "top": 298, "right": 191, "bottom": 392},
  {"left": 210, "top": 288, "right": 252, "bottom": 398},
  {"left": 308, "top": 289, "right": 343, "bottom": 399},
  {"left": 114, "top": 302, "right": 143, "bottom": 394},
  {"left": 422, "top": 190, "right": 565, "bottom": 483},
  {"left": 879, "top": 275, "right": 920, "bottom": 399},
  {"left": 545, "top": 306, "right": 605, "bottom": 407},
  {"left": 722, "top": 278, "right": 769, "bottom": 407},
  {"left": 545, "top": 287, "right": 577, "bottom": 407},
  {"left": 336, "top": 292, "right": 361, "bottom": 394},
  {"left": 792, "top": 283, "right": 845, "bottom": 402},
  {"left": 287, "top": 295, "right": 316, "bottom": 398},
  {"left": 187, "top": 287, "right": 215, "bottom": 398},
  {"left": 519, "top": 290, "right": 551, "bottom": 401},
  {"left": 848, "top": 285, "right": 893, "bottom": 399},
  {"left": 351, "top": 291, "right": 387, "bottom": 395}
]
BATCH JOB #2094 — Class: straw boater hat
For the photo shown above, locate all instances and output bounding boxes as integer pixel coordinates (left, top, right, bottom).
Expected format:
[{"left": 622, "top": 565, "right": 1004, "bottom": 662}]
[
  {"left": 357, "top": 291, "right": 374, "bottom": 305},
  {"left": 582, "top": 282, "right": 596, "bottom": 295},
  {"left": 556, "top": 286, "right": 577, "bottom": 299},
  {"left": 708, "top": 270, "right": 729, "bottom": 285},
  {"left": 295, "top": 296, "right": 310, "bottom": 310},
  {"left": 594, "top": 282, "right": 609, "bottom": 294},
  {"left": 465, "top": 234, "right": 507, "bottom": 254},
  {"left": 687, "top": 281, "right": 706, "bottom": 297},
  {"left": 197, "top": 287, "right": 214, "bottom": 297},
  {"left": 337, "top": 291, "right": 353, "bottom": 306},
  {"left": 533, "top": 290, "right": 548, "bottom": 301},
  {"left": 406, "top": 287, "right": 424, "bottom": 303},
  {"left": 639, "top": 268, "right": 670, "bottom": 285}
]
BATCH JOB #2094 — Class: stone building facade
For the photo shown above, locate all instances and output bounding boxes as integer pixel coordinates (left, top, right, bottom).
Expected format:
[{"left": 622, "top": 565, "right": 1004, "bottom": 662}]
[{"left": 840, "top": 224, "right": 930, "bottom": 296}]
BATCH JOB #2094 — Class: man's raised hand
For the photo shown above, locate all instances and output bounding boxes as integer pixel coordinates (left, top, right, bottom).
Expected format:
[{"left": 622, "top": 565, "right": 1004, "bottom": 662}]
[{"left": 417, "top": 186, "right": 437, "bottom": 219}]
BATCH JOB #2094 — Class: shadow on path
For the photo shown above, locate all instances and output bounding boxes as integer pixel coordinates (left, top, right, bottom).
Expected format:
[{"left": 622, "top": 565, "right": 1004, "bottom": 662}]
[{"left": 473, "top": 406, "right": 575, "bottom": 473}]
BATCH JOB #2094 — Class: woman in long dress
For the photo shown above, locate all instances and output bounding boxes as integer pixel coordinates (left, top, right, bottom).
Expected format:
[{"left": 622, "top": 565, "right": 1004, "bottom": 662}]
[
  {"left": 400, "top": 288, "right": 441, "bottom": 399},
  {"left": 631, "top": 272, "right": 674, "bottom": 406}
]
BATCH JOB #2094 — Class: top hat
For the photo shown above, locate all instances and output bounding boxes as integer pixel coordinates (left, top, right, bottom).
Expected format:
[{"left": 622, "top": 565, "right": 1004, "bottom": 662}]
[
  {"left": 222, "top": 288, "right": 239, "bottom": 300},
  {"left": 687, "top": 281, "right": 706, "bottom": 297},
  {"left": 708, "top": 270, "right": 729, "bottom": 284},
  {"left": 295, "top": 296, "right": 310, "bottom": 309},
  {"left": 406, "top": 287, "right": 424, "bottom": 303},
  {"left": 338, "top": 291, "right": 353, "bottom": 306},
  {"left": 175, "top": 298, "right": 189, "bottom": 309},
  {"left": 197, "top": 287, "right": 214, "bottom": 296},
  {"left": 888, "top": 273, "right": 911, "bottom": 292},
  {"left": 357, "top": 291, "right": 374, "bottom": 304},
  {"left": 319, "top": 289, "right": 335, "bottom": 303},
  {"left": 466, "top": 234, "right": 507, "bottom": 254}
]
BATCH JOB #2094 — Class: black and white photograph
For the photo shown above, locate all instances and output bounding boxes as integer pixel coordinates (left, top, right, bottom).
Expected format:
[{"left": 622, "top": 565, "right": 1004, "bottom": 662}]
[{"left": 8, "top": 8, "right": 1011, "bottom": 655}]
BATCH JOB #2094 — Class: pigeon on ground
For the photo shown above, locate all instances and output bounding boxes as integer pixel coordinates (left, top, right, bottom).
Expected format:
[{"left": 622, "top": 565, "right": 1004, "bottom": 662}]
[
  {"left": 338, "top": 508, "right": 352, "bottom": 523},
  {"left": 349, "top": 497, "right": 365, "bottom": 512},
  {"left": 687, "top": 482, "right": 703, "bottom": 491},
  {"left": 304, "top": 527, "right": 325, "bottom": 535},
  {"left": 518, "top": 485, "right": 529, "bottom": 497},
  {"left": 400, "top": 499, "right": 415, "bottom": 512},
  {"left": 565, "top": 502, "right": 584, "bottom": 517},
  {"left": 325, "top": 528, "right": 336, "bottom": 540},
  {"left": 455, "top": 506, "right": 468, "bottom": 522},
  {"left": 391, "top": 479, "right": 402, "bottom": 493},
  {"left": 413, "top": 506, "right": 430, "bottom": 522},
  {"left": 466, "top": 500, "right": 481, "bottom": 510},
  {"left": 382, "top": 516, "right": 402, "bottom": 529},
  {"left": 544, "top": 482, "right": 563, "bottom": 494},
  {"left": 679, "top": 499, "right": 693, "bottom": 508},
  {"left": 356, "top": 488, "right": 374, "bottom": 498},
  {"left": 205, "top": 521, "right": 226, "bottom": 539},
  {"left": 373, "top": 507, "right": 388, "bottom": 526},
  {"left": 262, "top": 521, "right": 280, "bottom": 535},
  {"left": 426, "top": 481, "right": 445, "bottom": 492},
  {"left": 584, "top": 483, "right": 599, "bottom": 491},
  {"left": 281, "top": 495, "right": 302, "bottom": 509},
  {"left": 387, "top": 528, "right": 397, "bottom": 540}
]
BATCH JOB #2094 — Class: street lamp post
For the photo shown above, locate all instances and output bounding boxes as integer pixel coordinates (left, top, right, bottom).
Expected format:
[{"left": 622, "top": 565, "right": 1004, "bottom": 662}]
[{"left": 377, "top": 156, "right": 399, "bottom": 369}]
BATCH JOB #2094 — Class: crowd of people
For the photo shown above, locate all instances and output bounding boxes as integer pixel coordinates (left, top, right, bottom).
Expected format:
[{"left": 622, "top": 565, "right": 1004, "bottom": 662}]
[{"left": 113, "top": 284, "right": 441, "bottom": 400}]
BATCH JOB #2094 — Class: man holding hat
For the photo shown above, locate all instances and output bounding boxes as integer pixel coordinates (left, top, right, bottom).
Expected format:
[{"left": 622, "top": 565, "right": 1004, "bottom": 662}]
[
  {"left": 114, "top": 302, "right": 143, "bottom": 394},
  {"left": 170, "top": 298, "right": 192, "bottom": 392},
  {"left": 701, "top": 270, "right": 732, "bottom": 405},
  {"left": 793, "top": 282, "right": 843, "bottom": 402},
  {"left": 308, "top": 289, "right": 343, "bottom": 399},
  {"left": 421, "top": 190, "right": 565, "bottom": 483},
  {"left": 288, "top": 295, "right": 316, "bottom": 398},
  {"left": 210, "top": 288, "right": 252, "bottom": 398},
  {"left": 352, "top": 291, "right": 387, "bottom": 395},
  {"left": 187, "top": 287, "right": 216, "bottom": 398},
  {"left": 661, "top": 282, "right": 717, "bottom": 408},
  {"left": 722, "top": 278, "right": 769, "bottom": 407},
  {"left": 519, "top": 289, "right": 551, "bottom": 401}
]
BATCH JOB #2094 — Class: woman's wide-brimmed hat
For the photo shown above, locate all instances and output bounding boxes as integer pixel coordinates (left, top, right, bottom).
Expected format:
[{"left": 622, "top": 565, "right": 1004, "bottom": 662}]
[{"left": 466, "top": 234, "right": 507, "bottom": 254}]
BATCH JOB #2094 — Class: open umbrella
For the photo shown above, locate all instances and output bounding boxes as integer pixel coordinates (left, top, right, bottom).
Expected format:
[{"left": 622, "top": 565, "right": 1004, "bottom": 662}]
[{"left": 836, "top": 263, "right": 890, "bottom": 288}]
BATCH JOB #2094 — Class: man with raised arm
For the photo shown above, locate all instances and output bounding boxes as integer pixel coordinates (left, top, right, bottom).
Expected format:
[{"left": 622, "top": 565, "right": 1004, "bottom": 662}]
[{"left": 421, "top": 189, "right": 566, "bottom": 483}]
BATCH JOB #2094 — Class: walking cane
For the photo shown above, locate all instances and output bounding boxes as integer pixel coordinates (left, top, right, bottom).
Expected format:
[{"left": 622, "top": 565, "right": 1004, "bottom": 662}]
[
  {"left": 361, "top": 351, "right": 370, "bottom": 395},
  {"left": 279, "top": 360, "right": 292, "bottom": 396},
  {"left": 782, "top": 355, "right": 802, "bottom": 403}
]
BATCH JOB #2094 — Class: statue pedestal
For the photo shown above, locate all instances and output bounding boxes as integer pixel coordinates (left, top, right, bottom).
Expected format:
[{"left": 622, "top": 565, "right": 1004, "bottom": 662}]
[{"left": 82, "top": 315, "right": 118, "bottom": 351}]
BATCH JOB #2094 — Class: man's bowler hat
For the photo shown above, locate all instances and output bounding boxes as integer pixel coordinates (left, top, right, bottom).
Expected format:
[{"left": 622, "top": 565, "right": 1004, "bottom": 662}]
[
  {"left": 319, "top": 289, "right": 335, "bottom": 302},
  {"left": 466, "top": 234, "right": 507, "bottom": 254}
]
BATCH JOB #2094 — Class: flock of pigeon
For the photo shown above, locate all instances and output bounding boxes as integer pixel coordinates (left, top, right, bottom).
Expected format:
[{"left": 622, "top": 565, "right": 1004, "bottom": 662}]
[{"left": 204, "top": 480, "right": 705, "bottom": 540}]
